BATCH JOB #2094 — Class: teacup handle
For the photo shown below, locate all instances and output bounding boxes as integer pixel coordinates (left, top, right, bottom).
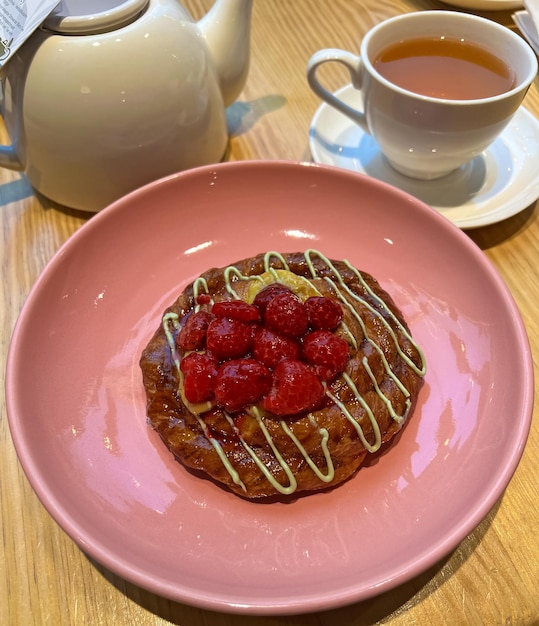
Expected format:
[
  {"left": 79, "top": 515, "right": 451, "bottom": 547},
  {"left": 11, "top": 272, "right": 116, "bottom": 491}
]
[{"left": 306, "top": 49, "right": 368, "bottom": 134}]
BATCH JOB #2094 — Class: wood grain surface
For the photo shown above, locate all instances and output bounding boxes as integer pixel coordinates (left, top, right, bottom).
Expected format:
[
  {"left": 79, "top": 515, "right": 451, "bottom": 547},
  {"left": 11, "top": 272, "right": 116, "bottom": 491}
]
[{"left": 1, "top": 1, "right": 538, "bottom": 624}]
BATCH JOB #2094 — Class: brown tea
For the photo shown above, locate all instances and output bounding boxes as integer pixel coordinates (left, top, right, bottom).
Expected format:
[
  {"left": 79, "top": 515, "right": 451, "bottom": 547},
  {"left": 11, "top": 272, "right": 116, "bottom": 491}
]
[{"left": 372, "top": 37, "right": 516, "bottom": 100}]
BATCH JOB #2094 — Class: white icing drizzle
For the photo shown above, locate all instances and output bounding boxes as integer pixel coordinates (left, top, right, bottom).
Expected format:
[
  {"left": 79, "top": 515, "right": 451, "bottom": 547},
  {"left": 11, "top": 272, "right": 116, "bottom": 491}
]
[
  {"left": 253, "top": 409, "right": 298, "bottom": 494},
  {"left": 325, "top": 375, "right": 382, "bottom": 453},
  {"left": 327, "top": 276, "right": 413, "bottom": 400},
  {"left": 262, "top": 251, "right": 319, "bottom": 293},
  {"left": 223, "top": 410, "right": 297, "bottom": 495},
  {"left": 280, "top": 420, "right": 335, "bottom": 483},
  {"left": 224, "top": 266, "right": 264, "bottom": 299},
  {"left": 305, "top": 248, "right": 426, "bottom": 377},
  {"left": 264, "top": 251, "right": 290, "bottom": 270},
  {"left": 162, "top": 312, "right": 181, "bottom": 371},
  {"left": 195, "top": 416, "right": 247, "bottom": 492},
  {"left": 304, "top": 248, "right": 340, "bottom": 278},
  {"left": 161, "top": 250, "right": 426, "bottom": 494},
  {"left": 162, "top": 311, "right": 247, "bottom": 491},
  {"left": 193, "top": 277, "right": 211, "bottom": 311},
  {"left": 344, "top": 260, "right": 427, "bottom": 376},
  {"left": 362, "top": 356, "right": 407, "bottom": 425}
]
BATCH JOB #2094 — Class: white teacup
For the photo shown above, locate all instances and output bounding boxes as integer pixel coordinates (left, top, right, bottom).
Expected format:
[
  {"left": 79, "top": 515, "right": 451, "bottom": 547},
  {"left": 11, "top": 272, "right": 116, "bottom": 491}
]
[{"left": 307, "top": 11, "right": 538, "bottom": 180}]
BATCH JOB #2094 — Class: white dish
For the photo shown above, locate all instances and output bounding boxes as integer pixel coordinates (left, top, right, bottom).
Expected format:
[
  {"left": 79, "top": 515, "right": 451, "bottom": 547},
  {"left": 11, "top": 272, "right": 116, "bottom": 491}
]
[
  {"left": 309, "top": 84, "right": 539, "bottom": 229},
  {"left": 441, "top": 0, "right": 522, "bottom": 9}
]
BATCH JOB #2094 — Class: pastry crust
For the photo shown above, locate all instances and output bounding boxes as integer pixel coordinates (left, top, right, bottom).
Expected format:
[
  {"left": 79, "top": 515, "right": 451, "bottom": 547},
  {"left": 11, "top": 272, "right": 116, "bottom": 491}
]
[{"left": 140, "top": 251, "right": 426, "bottom": 498}]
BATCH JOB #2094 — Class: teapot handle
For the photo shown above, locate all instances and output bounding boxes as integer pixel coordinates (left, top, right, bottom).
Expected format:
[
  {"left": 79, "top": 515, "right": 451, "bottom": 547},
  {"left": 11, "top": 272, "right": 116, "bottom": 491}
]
[{"left": 0, "top": 75, "right": 23, "bottom": 170}]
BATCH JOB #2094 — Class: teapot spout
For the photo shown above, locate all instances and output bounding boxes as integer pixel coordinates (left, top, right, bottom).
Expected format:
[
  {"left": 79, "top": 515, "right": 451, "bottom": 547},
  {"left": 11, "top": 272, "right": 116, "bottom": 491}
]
[{"left": 198, "top": 0, "right": 253, "bottom": 107}]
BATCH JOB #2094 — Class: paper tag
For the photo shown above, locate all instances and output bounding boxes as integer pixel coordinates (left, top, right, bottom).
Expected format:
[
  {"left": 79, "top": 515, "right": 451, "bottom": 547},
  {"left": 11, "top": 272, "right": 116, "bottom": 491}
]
[{"left": 0, "top": 0, "right": 60, "bottom": 67}]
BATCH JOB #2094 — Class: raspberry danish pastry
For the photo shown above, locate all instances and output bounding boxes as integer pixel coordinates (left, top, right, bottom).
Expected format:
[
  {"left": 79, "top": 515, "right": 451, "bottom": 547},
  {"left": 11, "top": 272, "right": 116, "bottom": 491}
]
[{"left": 140, "top": 250, "right": 426, "bottom": 499}]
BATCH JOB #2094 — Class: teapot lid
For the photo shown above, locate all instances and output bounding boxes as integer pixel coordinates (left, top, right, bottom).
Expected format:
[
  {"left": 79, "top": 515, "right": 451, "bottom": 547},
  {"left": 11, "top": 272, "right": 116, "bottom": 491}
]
[{"left": 43, "top": 0, "right": 149, "bottom": 34}]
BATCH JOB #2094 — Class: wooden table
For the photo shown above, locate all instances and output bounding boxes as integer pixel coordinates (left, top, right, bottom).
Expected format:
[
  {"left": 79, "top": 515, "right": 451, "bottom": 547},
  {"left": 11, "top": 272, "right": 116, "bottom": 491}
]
[{"left": 2, "top": 1, "right": 538, "bottom": 624}]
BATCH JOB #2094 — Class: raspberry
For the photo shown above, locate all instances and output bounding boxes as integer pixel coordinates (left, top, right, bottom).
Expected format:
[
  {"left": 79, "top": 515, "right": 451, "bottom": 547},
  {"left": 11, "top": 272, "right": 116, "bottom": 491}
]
[
  {"left": 305, "top": 296, "right": 343, "bottom": 330},
  {"left": 252, "top": 283, "right": 292, "bottom": 314},
  {"left": 196, "top": 293, "right": 211, "bottom": 306},
  {"left": 303, "top": 330, "right": 349, "bottom": 376},
  {"left": 177, "top": 310, "right": 214, "bottom": 351},
  {"left": 253, "top": 327, "right": 301, "bottom": 369},
  {"left": 212, "top": 300, "right": 261, "bottom": 322},
  {"left": 262, "top": 360, "right": 325, "bottom": 416},
  {"left": 179, "top": 280, "right": 350, "bottom": 415},
  {"left": 214, "top": 358, "right": 272, "bottom": 412},
  {"left": 310, "top": 364, "right": 338, "bottom": 382},
  {"left": 264, "top": 292, "right": 308, "bottom": 337},
  {"left": 206, "top": 317, "right": 256, "bottom": 360},
  {"left": 180, "top": 352, "right": 218, "bottom": 403}
]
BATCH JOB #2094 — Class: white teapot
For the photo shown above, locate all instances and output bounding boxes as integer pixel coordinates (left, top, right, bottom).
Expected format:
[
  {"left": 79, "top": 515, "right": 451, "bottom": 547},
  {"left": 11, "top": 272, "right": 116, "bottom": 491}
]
[{"left": 0, "top": 0, "right": 253, "bottom": 212}]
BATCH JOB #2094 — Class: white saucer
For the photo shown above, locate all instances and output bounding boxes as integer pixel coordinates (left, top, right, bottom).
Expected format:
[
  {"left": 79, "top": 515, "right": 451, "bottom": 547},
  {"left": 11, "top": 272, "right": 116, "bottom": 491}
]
[{"left": 309, "top": 84, "right": 539, "bottom": 229}]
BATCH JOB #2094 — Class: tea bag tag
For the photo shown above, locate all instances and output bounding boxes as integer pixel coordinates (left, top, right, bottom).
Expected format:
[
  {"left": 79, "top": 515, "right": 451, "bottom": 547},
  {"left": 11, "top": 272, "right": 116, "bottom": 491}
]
[{"left": 0, "top": 0, "right": 60, "bottom": 67}]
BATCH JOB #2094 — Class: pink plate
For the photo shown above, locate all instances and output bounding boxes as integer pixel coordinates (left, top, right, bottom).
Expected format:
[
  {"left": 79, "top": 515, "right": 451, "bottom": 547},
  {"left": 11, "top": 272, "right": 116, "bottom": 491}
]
[{"left": 6, "top": 161, "right": 533, "bottom": 615}]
